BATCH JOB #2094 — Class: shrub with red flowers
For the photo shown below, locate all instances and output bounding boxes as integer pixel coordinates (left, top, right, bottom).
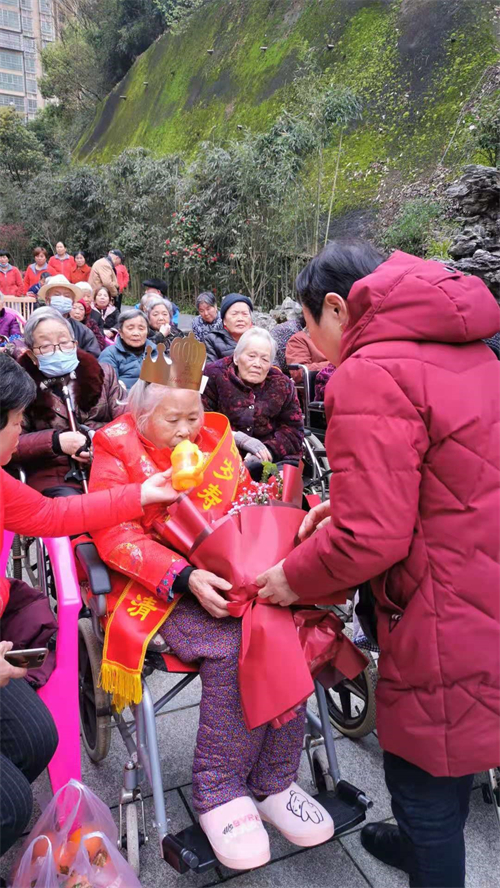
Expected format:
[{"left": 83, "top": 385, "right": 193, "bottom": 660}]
[{"left": 163, "top": 207, "right": 220, "bottom": 274}]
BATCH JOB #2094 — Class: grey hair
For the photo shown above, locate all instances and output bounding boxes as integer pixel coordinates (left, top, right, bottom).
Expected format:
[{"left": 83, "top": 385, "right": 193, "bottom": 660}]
[
  {"left": 24, "top": 306, "right": 73, "bottom": 348},
  {"left": 117, "top": 308, "right": 148, "bottom": 331},
  {"left": 196, "top": 291, "right": 216, "bottom": 309},
  {"left": 128, "top": 380, "right": 202, "bottom": 434},
  {"left": 146, "top": 297, "right": 173, "bottom": 321},
  {"left": 139, "top": 293, "right": 158, "bottom": 312},
  {"left": 233, "top": 327, "right": 276, "bottom": 364}
]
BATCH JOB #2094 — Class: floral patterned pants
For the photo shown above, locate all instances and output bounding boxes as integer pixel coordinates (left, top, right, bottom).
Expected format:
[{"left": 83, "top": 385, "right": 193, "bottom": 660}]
[{"left": 160, "top": 594, "right": 306, "bottom": 814}]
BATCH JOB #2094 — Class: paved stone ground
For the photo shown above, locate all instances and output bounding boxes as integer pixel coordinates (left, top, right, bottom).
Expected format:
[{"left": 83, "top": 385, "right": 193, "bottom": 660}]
[{"left": 1, "top": 668, "right": 498, "bottom": 888}]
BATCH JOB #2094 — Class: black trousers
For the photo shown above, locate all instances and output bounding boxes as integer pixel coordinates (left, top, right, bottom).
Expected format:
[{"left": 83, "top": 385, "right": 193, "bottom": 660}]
[
  {"left": 384, "top": 751, "right": 474, "bottom": 888},
  {"left": 0, "top": 678, "right": 58, "bottom": 856}
]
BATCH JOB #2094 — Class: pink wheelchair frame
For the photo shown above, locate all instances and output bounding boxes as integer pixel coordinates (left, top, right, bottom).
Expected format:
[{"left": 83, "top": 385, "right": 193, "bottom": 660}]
[{"left": 0, "top": 531, "right": 82, "bottom": 792}]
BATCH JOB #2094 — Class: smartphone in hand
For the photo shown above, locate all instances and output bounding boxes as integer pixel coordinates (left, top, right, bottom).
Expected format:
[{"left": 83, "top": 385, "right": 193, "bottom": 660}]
[{"left": 4, "top": 648, "right": 48, "bottom": 669}]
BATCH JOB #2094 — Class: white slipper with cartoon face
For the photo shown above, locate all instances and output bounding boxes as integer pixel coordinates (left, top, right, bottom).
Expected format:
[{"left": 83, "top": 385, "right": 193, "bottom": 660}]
[
  {"left": 254, "top": 782, "right": 334, "bottom": 847},
  {"left": 199, "top": 796, "right": 270, "bottom": 870}
]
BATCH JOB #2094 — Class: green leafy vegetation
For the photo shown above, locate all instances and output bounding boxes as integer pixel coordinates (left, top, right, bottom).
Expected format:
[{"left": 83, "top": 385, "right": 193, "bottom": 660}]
[{"left": 381, "top": 200, "right": 443, "bottom": 256}]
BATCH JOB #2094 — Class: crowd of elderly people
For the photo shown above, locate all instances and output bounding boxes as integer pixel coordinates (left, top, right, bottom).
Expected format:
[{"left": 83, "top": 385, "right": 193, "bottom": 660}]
[{"left": 0, "top": 237, "right": 499, "bottom": 888}]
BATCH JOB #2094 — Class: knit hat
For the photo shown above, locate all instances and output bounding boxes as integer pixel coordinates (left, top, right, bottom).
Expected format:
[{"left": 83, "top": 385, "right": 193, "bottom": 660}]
[{"left": 220, "top": 293, "right": 253, "bottom": 320}]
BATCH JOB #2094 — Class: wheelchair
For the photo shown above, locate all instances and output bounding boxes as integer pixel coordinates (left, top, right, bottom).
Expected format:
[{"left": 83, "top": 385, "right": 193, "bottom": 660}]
[
  {"left": 289, "top": 363, "right": 330, "bottom": 500},
  {"left": 73, "top": 537, "right": 374, "bottom": 875}
]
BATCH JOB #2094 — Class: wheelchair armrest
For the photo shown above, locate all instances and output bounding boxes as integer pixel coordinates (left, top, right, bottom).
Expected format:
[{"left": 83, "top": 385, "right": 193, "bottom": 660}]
[{"left": 74, "top": 540, "right": 111, "bottom": 596}]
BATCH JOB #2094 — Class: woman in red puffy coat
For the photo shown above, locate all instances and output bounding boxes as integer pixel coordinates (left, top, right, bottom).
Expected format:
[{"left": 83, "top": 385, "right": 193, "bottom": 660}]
[{"left": 257, "top": 241, "right": 500, "bottom": 888}]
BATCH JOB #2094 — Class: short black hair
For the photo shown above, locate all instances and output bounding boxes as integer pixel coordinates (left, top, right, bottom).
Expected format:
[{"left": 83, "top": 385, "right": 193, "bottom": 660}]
[
  {"left": 0, "top": 354, "right": 36, "bottom": 430},
  {"left": 295, "top": 239, "right": 386, "bottom": 322}
]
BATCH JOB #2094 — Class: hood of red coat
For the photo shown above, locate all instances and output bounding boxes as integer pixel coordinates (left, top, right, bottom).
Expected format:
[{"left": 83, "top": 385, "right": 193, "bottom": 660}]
[{"left": 340, "top": 251, "right": 500, "bottom": 362}]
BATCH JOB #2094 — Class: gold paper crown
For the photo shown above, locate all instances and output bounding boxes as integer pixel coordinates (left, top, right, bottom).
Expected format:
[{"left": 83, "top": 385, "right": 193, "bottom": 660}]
[{"left": 139, "top": 332, "right": 206, "bottom": 391}]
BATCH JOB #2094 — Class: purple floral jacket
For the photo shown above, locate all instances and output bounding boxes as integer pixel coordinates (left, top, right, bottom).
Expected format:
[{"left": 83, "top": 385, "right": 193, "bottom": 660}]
[{"left": 202, "top": 357, "right": 304, "bottom": 461}]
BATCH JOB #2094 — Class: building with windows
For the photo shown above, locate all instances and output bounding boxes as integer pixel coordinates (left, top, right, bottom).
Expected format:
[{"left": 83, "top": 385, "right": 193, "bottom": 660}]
[{"left": 0, "top": 0, "right": 57, "bottom": 120}]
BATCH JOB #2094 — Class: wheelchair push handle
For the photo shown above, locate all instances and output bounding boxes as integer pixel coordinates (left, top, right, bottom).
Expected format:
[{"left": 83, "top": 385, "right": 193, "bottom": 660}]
[{"left": 61, "top": 383, "right": 89, "bottom": 493}]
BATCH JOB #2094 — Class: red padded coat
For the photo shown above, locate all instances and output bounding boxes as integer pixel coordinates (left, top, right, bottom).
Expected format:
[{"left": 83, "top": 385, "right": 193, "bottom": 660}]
[{"left": 284, "top": 251, "right": 500, "bottom": 777}]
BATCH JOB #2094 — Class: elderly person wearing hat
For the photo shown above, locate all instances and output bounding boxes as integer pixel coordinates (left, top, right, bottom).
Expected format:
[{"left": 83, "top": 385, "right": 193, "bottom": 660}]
[
  {"left": 89, "top": 333, "right": 332, "bottom": 871},
  {"left": 38, "top": 274, "right": 100, "bottom": 358},
  {"left": 192, "top": 291, "right": 223, "bottom": 344},
  {"left": 0, "top": 250, "right": 23, "bottom": 298},
  {"left": 204, "top": 293, "right": 253, "bottom": 364},
  {"left": 88, "top": 249, "right": 122, "bottom": 303}
]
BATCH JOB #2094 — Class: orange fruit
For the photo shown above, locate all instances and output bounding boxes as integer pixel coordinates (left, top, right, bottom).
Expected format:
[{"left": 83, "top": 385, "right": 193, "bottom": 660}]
[
  {"left": 82, "top": 834, "right": 106, "bottom": 864},
  {"left": 63, "top": 873, "right": 92, "bottom": 888}
]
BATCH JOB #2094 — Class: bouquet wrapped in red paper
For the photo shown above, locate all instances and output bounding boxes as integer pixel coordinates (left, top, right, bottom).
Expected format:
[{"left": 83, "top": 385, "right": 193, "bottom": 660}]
[{"left": 154, "top": 465, "right": 367, "bottom": 730}]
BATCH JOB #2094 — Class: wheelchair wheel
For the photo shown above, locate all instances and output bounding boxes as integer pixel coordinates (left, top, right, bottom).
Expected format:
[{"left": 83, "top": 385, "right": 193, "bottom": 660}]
[
  {"left": 78, "top": 618, "right": 111, "bottom": 763},
  {"left": 486, "top": 768, "right": 500, "bottom": 829},
  {"left": 303, "top": 433, "right": 330, "bottom": 499},
  {"left": 125, "top": 802, "right": 141, "bottom": 876},
  {"left": 8, "top": 534, "right": 23, "bottom": 579},
  {"left": 326, "top": 661, "right": 378, "bottom": 739}
]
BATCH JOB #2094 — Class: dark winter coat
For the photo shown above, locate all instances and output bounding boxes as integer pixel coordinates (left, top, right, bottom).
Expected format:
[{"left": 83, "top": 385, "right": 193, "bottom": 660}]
[
  {"left": 91, "top": 306, "right": 119, "bottom": 332},
  {"left": 13, "top": 349, "right": 127, "bottom": 492},
  {"left": 284, "top": 250, "right": 500, "bottom": 778},
  {"left": 99, "top": 335, "right": 157, "bottom": 390},
  {"left": 67, "top": 316, "right": 100, "bottom": 358},
  {"left": 203, "top": 357, "right": 304, "bottom": 461},
  {"left": 204, "top": 328, "right": 240, "bottom": 364},
  {"left": 147, "top": 324, "right": 184, "bottom": 351}
]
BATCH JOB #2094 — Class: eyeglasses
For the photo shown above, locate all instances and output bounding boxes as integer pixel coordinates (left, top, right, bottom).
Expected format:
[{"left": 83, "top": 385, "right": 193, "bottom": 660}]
[{"left": 33, "top": 340, "right": 77, "bottom": 356}]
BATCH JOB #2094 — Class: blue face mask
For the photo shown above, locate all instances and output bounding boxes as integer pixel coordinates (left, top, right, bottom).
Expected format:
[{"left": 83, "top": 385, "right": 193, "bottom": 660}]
[
  {"left": 37, "top": 349, "right": 79, "bottom": 378},
  {"left": 50, "top": 295, "right": 74, "bottom": 315}
]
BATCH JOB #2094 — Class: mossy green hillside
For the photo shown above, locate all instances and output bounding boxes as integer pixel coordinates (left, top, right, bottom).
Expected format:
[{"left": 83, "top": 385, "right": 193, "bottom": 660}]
[{"left": 77, "top": 0, "right": 498, "bottom": 216}]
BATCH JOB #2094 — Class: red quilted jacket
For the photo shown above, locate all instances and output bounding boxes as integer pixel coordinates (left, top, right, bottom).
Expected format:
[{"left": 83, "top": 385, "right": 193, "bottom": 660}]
[{"left": 284, "top": 251, "right": 500, "bottom": 777}]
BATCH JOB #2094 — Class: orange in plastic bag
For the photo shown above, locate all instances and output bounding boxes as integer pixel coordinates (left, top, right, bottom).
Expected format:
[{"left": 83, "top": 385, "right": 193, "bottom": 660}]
[{"left": 171, "top": 440, "right": 205, "bottom": 491}]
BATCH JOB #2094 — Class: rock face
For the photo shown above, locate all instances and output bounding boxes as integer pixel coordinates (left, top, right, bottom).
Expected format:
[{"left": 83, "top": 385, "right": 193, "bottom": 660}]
[
  {"left": 446, "top": 165, "right": 500, "bottom": 299},
  {"left": 270, "top": 296, "right": 302, "bottom": 324},
  {"left": 252, "top": 296, "right": 302, "bottom": 330}
]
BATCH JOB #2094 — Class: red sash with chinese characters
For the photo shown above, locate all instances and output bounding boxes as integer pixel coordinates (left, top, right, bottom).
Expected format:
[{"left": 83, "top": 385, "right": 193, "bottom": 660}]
[{"left": 100, "top": 414, "right": 247, "bottom": 710}]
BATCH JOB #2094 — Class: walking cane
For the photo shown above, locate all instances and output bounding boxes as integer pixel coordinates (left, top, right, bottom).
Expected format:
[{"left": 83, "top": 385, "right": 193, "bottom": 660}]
[{"left": 61, "top": 382, "right": 90, "bottom": 494}]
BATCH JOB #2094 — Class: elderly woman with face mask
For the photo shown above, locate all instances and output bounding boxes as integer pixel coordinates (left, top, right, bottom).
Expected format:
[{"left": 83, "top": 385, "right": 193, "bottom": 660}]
[
  {"left": 89, "top": 334, "right": 332, "bottom": 871},
  {"left": 145, "top": 296, "right": 184, "bottom": 351},
  {"left": 12, "top": 306, "right": 126, "bottom": 494},
  {"left": 38, "top": 274, "right": 100, "bottom": 358},
  {"left": 203, "top": 328, "right": 304, "bottom": 480}
]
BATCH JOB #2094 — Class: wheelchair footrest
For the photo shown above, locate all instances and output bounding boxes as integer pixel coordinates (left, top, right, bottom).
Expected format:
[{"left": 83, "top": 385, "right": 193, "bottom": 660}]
[
  {"left": 162, "top": 825, "right": 218, "bottom": 874},
  {"left": 313, "top": 785, "right": 370, "bottom": 837}
]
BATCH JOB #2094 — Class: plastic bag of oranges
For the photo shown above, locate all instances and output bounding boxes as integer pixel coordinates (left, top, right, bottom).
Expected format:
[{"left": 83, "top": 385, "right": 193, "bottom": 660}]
[
  {"left": 11, "top": 831, "right": 141, "bottom": 888},
  {"left": 10, "top": 779, "right": 121, "bottom": 886}
]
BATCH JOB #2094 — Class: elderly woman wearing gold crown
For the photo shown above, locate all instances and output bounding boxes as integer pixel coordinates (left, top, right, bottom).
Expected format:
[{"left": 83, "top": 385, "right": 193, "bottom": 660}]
[{"left": 89, "top": 333, "right": 334, "bottom": 870}]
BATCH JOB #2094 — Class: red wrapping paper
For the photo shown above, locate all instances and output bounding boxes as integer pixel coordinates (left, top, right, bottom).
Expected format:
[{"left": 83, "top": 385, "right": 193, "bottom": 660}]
[{"left": 154, "top": 466, "right": 367, "bottom": 730}]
